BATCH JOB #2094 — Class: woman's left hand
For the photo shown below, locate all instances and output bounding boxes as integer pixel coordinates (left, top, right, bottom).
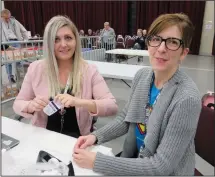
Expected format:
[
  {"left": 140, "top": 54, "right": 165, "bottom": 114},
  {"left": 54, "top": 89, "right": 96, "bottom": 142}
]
[
  {"left": 73, "top": 148, "right": 96, "bottom": 169},
  {"left": 55, "top": 94, "right": 81, "bottom": 108}
]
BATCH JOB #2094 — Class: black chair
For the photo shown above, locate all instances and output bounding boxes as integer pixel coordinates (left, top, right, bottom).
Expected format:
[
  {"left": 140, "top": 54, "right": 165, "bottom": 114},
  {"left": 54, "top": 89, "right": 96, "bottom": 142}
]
[
  {"left": 194, "top": 106, "right": 215, "bottom": 175},
  {"left": 125, "top": 38, "right": 135, "bottom": 49},
  {"left": 115, "top": 42, "right": 128, "bottom": 63}
]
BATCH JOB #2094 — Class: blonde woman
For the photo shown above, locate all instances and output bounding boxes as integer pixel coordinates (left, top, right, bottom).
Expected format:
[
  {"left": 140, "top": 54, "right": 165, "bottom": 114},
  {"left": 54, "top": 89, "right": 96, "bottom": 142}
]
[{"left": 13, "top": 16, "right": 118, "bottom": 137}]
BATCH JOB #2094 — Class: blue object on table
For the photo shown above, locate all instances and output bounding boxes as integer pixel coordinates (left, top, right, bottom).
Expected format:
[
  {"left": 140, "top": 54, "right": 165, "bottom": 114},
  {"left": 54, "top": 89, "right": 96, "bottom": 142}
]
[{"left": 82, "top": 48, "right": 92, "bottom": 52}]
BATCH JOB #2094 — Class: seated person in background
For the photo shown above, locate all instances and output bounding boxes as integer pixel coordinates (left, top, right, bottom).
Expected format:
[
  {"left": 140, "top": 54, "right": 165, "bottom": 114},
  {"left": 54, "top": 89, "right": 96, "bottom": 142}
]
[
  {"left": 87, "top": 29, "right": 93, "bottom": 36},
  {"left": 142, "top": 29, "right": 147, "bottom": 35},
  {"left": 13, "top": 15, "right": 118, "bottom": 138},
  {"left": 142, "top": 29, "right": 147, "bottom": 49},
  {"left": 73, "top": 13, "right": 202, "bottom": 175},
  {"left": 87, "top": 29, "right": 93, "bottom": 48},
  {"left": 95, "top": 30, "right": 100, "bottom": 36},
  {"left": 133, "top": 29, "right": 145, "bottom": 50},
  {"left": 134, "top": 29, "right": 147, "bottom": 62},
  {"left": 79, "top": 29, "right": 87, "bottom": 48},
  {"left": 94, "top": 30, "right": 101, "bottom": 48},
  {"left": 79, "top": 29, "right": 85, "bottom": 36}
]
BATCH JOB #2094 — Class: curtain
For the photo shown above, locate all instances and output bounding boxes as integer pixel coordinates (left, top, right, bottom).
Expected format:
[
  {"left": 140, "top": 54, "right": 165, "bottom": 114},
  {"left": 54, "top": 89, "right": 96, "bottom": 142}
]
[
  {"left": 4, "top": 1, "right": 206, "bottom": 54},
  {"left": 4, "top": 1, "right": 128, "bottom": 36},
  {"left": 4, "top": 1, "right": 43, "bottom": 36}
]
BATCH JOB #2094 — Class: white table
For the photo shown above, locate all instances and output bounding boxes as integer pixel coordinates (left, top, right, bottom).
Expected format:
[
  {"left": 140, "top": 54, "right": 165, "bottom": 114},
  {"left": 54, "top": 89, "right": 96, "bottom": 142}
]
[
  {"left": 87, "top": 60, "right": 149, "bottom": 87},
  {"left": 105, "top": 49, "right": 149, "bottom": 63},
  {"left": 2, "top": 118, "right": 213, "bottom": 176},
  {"left": 105, "top": 49, "right": 149, "bottom": 57},
  {"left": 2, "top": 116, "right": 114, "bottom": 175},
  {"left": 87, "top": 60, "right": 147, "bottom": 80}
]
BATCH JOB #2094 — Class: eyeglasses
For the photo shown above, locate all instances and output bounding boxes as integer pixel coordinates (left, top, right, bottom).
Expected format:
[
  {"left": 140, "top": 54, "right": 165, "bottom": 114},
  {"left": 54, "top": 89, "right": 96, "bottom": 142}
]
[{"left": 146, "top": 35, "right": 184, "bottom": 51}]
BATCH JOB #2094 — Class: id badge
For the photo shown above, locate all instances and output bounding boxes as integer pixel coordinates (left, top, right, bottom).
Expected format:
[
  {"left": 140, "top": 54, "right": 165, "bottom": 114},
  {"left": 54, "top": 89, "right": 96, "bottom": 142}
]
[
  {"left": 145, "top": 104, "right": 152, "bottom": 118},
  {"left": 43, "top": 100, "right": 63, "bottom": 116}
]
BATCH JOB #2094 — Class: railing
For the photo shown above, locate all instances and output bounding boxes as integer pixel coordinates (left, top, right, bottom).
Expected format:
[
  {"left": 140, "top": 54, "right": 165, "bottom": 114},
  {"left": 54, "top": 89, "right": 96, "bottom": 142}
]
[
  {"left": 80, "top": 35, "right": 116, "bottom": 61},
  {"left": 80, "top": 35, "right": 116, "bottom": 50},
  {"left": 1, "top": 40, "right": 43, "bottom": 104},
  {"left": 1, "top": 36, "right": 116, "bottom": 103},
  {"left": 1, "top": 40, "right": 43, "bottom": 64}
]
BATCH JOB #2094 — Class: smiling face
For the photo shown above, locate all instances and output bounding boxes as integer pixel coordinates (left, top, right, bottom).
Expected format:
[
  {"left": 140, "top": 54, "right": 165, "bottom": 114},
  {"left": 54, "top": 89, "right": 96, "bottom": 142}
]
[
  {"left": 54, "top": 26, "right": 76, "bottom": 61},
  {"left": 88, "top": 29, "right": 92, "bottom": 35},
  {"left": 147, "top": 25, "right": 189, "bottom": 73},
  {"left": 137, "top": 30, "right": 143, "bottom": 37}
]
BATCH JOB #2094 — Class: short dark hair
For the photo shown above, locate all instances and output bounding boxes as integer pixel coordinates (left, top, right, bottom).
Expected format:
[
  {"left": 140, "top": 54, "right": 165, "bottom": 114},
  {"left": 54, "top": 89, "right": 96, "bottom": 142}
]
[{"left": 147, "top": 13, "right": 194, "bottom": 48}]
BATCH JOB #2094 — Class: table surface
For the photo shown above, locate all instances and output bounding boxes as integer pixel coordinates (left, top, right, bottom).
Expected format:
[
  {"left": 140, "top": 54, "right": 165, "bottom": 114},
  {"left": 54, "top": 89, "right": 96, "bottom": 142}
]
[
  {"left": 2, "top": 116, "right": 213, "bottom": 175},
  {"left": 105, "top": 49, "right": 149, "bottom": 56},
  {"left": 87, "top": 60, "right": 149, "bottom": 80},
  {"left": 2, "top": 116, "right": 113, "bottom": 175}
]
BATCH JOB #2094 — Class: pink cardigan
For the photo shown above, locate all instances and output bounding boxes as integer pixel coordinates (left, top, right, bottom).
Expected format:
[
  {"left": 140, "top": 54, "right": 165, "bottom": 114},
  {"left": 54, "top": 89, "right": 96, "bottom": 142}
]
[{"left": 13, "top": 60, "right": 118, "bottom": 135}]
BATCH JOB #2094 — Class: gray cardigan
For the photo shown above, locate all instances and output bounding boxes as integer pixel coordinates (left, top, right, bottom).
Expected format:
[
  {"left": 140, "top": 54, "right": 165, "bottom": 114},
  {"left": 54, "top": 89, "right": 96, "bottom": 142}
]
[{"left": 92, "top": 68, "right": 201, "bottom": 176}]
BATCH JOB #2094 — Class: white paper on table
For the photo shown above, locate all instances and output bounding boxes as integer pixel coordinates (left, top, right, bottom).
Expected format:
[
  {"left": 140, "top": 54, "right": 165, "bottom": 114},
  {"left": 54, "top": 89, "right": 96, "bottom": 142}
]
[
  {"left": 2, "top": 141, "right": 114, "bottom": 176},
  {"left": 72, "top": 145, "right": 114, "bottom": 176},
  {"left": 86, "top": 145, "right": 114, "bottom": 156}
]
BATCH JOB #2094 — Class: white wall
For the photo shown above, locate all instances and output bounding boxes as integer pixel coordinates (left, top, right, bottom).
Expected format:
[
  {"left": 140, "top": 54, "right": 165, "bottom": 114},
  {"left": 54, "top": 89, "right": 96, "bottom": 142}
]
[
  {"left": 199, "top": 1, "right": 214, "bottom": 56},
  {"left": 1, "top": 1, "right": 5, "bottom": 10}
]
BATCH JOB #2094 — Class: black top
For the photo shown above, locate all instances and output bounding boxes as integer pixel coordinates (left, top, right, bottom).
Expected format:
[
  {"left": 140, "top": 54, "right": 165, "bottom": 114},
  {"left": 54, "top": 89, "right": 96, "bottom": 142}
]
[
  {"left": 134, "top": 36, "right": 146, "bottom": 50},
  {"left": 1, "top": 44, "right": 9, "bottom": 50},
  {"left": 46, "top": 91, "right": 81, "bottom": 138}
]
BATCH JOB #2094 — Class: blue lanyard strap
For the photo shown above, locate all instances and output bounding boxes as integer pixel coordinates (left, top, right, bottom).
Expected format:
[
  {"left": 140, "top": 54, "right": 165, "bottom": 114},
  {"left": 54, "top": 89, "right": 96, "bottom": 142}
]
[
  {"left": 149, "top": 74, "right": 163, "bottom": 106},
  {"left": 145, "top": 74, "right": 162, "bottom": 124}
]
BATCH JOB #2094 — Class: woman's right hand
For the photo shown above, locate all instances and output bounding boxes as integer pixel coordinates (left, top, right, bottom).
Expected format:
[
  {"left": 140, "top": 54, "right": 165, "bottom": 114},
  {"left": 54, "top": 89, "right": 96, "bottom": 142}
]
[
  {"left": 28, "top": 96, "right": 49, "bottom": 113},
  {"left": 74, "top": 135, "right": 97, "bottom": 151}
]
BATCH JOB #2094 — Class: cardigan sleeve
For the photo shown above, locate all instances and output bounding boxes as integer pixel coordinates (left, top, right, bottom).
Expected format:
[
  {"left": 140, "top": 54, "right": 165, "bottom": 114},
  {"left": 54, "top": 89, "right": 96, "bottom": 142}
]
[
  {"left": 91, "top": 68, "right": 145, "bottom": 144},
  {"left": 89, "top": 67, "right": 118, "bottom": 117}
]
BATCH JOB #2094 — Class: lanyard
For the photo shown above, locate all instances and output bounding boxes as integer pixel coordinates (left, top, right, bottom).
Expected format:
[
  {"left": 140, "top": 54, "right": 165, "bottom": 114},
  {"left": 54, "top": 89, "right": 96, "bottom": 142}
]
[
  {"left": 59, "top": 73, "right": 71, "bottom": 95},
  {"left": 151, "top": 90, "right": 162, "bottom": 107},
  {"left": 59, "top": 74, "right": 71, "bottom": 133},
  {"left": 148, "top": 74, "right": 162, "bottom": 106},
  {"left": 145, "top": 74, "right": 162, "bottom": 124}
]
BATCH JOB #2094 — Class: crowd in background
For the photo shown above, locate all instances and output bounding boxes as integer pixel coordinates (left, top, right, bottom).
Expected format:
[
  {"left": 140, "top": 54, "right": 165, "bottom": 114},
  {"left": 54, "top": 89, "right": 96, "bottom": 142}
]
[{"left": 78, "top": 24, "right": 148, "bottom": 51}]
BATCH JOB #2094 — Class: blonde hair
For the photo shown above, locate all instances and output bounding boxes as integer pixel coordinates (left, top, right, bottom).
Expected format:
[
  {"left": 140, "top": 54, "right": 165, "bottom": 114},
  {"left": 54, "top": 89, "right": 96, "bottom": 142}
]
[
  {"left": 43, "top": 15, "right": 84, "bottom": 98},
  {"left": 147, "top": 13, "right": 194, "bottom": 48}
]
